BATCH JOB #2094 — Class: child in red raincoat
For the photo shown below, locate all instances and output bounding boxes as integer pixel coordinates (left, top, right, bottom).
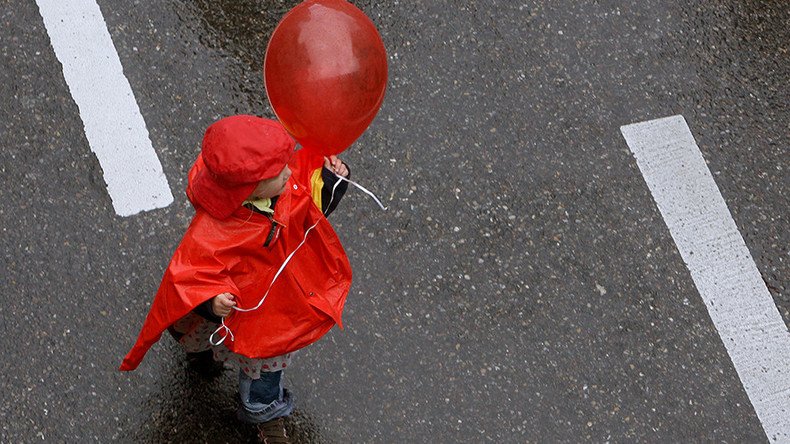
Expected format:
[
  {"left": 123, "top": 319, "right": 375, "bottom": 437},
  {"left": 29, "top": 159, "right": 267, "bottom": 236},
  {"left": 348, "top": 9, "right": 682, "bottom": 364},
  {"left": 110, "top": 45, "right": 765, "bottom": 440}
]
[{"left": 121, "top": 115, "right": 353, "bottom": 440}]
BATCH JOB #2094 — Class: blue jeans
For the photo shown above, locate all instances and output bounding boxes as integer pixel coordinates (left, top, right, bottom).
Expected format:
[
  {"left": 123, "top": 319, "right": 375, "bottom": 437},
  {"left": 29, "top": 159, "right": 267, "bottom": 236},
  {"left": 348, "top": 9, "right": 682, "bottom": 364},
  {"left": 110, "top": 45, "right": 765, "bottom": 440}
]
[{"left": 237, "top": 370, "right": 294, "bottom": 424}]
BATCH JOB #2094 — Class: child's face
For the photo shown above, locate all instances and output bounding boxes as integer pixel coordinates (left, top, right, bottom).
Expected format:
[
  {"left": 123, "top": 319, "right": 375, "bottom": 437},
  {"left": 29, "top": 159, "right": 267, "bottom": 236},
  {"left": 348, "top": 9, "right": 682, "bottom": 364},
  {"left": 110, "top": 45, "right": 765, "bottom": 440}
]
[{"left": 249, "top": 165, "right": 292, "bottom": 199}]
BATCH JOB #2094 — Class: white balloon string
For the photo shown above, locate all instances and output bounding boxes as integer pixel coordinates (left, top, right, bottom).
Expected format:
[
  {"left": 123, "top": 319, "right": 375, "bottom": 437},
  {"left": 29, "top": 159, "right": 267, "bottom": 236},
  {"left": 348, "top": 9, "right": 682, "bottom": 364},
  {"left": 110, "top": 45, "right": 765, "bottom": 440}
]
[
  {"left": 209, "top": 317, "right": 234, "bottom": 346},
  {"left": 208, "top": 178, "right": 343, "bottom": 345},
  {"left": 334, "top": 172, "right": 388, "bottom": 211},
  {"left": 323, "top": 175, "right": 343, "bottom": 216},
  {"left": 208, "top": 171, "right": 385, "bottom": 345},
  {"left": 208, "top": 219, "right": 320, "bottom": 344}
]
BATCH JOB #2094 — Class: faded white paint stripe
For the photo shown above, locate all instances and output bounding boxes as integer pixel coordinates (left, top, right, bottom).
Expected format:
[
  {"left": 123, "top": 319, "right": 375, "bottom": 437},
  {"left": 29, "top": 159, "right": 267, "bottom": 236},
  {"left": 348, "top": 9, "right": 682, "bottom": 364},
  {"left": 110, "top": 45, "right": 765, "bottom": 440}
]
[
  {"left": 621, "top": 115, "right": 790, "bottom": 442},
  {"left": 36, "top": 0, "right": 173, "bottom": 216}
]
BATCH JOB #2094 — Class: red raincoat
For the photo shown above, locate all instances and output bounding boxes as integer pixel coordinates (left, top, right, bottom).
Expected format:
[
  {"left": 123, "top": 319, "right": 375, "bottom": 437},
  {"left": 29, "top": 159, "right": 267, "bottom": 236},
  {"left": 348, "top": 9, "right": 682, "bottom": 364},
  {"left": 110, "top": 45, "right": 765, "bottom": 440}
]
[{"left": 120, "top": 150, "right": 352, "bottom": 371}]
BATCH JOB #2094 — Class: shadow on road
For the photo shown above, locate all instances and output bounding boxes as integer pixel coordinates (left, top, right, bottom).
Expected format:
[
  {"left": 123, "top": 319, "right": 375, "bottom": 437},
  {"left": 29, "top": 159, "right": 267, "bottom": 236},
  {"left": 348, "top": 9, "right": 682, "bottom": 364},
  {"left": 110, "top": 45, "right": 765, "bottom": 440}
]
[{"left": 133, "top": 344, "right": 330, "bottom": 443}]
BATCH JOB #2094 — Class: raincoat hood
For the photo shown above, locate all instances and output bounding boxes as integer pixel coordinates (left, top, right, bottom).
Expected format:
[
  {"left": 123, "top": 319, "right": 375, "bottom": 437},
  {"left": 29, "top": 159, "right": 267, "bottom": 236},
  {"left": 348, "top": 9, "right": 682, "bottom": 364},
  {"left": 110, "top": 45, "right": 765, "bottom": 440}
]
[{"left": 187, "top": 115, "right": 296, "bottom": 220}]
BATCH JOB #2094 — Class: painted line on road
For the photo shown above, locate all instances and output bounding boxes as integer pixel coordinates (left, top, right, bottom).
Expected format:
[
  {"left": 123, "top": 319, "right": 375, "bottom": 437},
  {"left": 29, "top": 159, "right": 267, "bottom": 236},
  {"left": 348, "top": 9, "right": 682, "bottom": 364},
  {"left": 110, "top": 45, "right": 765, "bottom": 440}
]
[
  {"left": 36, "top": 0, "right": 173, "bottom": 216},
  {"left": 621, "top": 115, "right": 790, "bottom": 442}
]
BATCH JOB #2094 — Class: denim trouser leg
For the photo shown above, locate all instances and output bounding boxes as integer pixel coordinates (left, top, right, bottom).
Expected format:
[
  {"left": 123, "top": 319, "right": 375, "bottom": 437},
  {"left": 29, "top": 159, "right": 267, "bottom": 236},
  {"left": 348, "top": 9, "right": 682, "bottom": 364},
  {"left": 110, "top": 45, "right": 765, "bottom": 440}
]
[{"left": 237, "top": 370, "right": 294, "bottom": 424}]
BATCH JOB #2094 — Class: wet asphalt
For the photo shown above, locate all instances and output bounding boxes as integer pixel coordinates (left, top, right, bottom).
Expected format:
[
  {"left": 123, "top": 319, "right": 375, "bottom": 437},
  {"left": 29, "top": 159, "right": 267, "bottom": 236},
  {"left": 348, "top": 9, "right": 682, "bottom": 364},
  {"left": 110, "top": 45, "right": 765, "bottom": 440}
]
[{"left": 1, "top": 0, "right": 788, "bottom": 442}]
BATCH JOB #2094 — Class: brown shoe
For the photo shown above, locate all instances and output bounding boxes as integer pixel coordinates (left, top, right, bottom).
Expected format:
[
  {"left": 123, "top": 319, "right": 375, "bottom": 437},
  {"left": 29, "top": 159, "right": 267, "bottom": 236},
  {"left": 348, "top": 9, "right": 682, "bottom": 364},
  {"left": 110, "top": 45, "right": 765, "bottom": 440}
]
[{"left": 257, "top": 417, "right": 291, "bottom": 444}]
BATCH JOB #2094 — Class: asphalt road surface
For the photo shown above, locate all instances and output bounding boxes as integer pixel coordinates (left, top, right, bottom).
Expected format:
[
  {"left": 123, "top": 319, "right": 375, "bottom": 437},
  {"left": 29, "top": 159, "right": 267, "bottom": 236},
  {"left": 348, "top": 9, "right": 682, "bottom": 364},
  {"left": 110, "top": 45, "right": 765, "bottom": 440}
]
[{"left": 1, "top": 0, "right": 787, "bottom": 442}]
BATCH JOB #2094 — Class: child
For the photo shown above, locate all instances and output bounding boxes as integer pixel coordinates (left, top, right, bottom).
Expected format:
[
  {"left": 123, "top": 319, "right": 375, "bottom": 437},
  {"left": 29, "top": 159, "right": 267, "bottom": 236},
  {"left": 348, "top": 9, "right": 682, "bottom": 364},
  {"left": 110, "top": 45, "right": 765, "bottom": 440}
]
[{"left": 120, "top": 115, "right": 352, "bottom": 442}]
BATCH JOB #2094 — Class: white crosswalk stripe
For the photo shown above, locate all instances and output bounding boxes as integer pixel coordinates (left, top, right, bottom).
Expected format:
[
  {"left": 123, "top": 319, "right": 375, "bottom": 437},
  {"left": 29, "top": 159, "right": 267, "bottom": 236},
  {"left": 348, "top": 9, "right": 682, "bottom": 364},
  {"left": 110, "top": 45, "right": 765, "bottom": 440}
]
[
  {"left": 36, "top": 0, "right": 173, "bottom": 216},
  {"left": 622, "top": 115, "right": 790, "bottom": 442}
]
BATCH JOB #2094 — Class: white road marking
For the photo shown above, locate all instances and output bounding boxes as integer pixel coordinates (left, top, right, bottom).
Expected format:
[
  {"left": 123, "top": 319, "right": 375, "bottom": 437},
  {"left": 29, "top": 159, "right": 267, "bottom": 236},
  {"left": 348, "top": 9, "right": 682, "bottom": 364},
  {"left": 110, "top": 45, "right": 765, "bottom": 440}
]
[
  {"left": 621, "top": 115, "right": 790, "bottom": 442},
  {"left": 36, "top": 0, "right": 173, "bottom": 216}
]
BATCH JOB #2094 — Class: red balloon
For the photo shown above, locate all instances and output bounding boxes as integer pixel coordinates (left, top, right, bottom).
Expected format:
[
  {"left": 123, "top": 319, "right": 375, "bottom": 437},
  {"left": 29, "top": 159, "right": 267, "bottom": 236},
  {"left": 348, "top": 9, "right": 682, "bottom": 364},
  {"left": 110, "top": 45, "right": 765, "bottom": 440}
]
[{"left": 264, "top": 0, "right": 388, "bottom": 157}]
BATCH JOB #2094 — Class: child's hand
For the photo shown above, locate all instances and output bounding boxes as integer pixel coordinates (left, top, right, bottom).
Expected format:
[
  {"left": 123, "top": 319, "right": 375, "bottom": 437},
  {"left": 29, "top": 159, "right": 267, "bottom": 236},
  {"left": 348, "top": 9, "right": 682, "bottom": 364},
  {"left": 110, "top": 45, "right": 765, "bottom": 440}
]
[
  {"left": 212, "top": 292, "right": 236, "bottom": 317},
  {"left": 324, "top": 155, "right": 349, "bottom": 178}
]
